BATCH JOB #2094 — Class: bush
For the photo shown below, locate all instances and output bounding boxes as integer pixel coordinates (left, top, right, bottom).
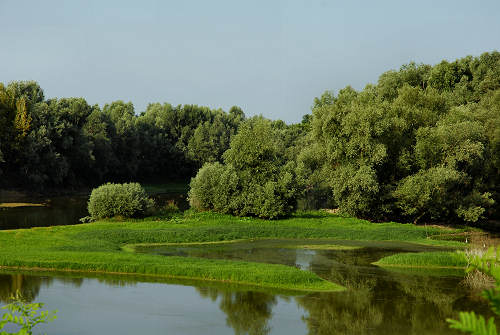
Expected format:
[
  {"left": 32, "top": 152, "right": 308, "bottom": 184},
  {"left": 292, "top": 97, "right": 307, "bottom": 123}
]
[
  {"left": 188, "top": 162, "right": 239, "bottom": 213},
  {"left": 88, "top": 182, "right": 154, "bottom": 220}
]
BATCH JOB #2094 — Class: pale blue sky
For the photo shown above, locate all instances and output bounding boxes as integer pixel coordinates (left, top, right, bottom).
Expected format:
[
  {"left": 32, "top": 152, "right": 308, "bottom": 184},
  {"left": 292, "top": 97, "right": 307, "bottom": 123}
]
[{"left": 1, "top": 0, "right": 499, "bottom": 122}]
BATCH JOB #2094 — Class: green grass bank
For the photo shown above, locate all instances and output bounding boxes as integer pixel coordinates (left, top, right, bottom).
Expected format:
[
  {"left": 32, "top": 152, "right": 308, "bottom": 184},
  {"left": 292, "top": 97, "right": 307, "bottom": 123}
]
[
  {"left": 0, "top": 211, "right": 465, "bottom": 291},
  {"left": 374, "top": 251, "right": 468, "bottom": 269}
]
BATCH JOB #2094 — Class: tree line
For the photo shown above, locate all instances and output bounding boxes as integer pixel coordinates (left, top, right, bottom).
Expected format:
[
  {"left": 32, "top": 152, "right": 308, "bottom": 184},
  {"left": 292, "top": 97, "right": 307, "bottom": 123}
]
[
  {"left": 2, "top": 51, "right": 500, "bottom": 223},
  {"left": 0, "top": 82, "right": 245, "bottom": 189},
  {"left": 191, "top": 51, "right": 500, "bottom": 223},
  {"left": 304, "top": 51, "right": 500, "bottom": 223}
]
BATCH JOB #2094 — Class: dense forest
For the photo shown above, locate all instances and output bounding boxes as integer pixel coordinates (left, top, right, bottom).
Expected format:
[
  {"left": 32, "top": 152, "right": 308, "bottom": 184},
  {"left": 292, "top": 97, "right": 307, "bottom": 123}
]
[
  {"left": 306, "top": 51, "right": 500, "bottom": 224},
  {"left": 2, "top": 51, "right": 500, "bottom": 224},
  {"left": 0, "top": 83, "right": 245, "bottom": 188}
]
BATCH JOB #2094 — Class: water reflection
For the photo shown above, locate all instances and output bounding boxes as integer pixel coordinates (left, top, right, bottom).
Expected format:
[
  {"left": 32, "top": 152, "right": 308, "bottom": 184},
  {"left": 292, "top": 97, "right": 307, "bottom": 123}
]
[
  {"left": 198, "top": 287, "right": 276, "bottom": 335},
  {"left": 0, "top": 274, "right": 48, "bottom": 303},
  {"left": 0, "top": 241, "right": 495, "bottom": 335},
  {"left": 0, "top": 196, "right": 88, "bottom": 230},
  {"left": 189, "top": 266, "right": 491, "bottom": 335},
  {"left": 296, "top": 246, "right": 490, "bottom": 334},
  {"left": 144, "top": 240, "right": 494, "bottom": 335}
]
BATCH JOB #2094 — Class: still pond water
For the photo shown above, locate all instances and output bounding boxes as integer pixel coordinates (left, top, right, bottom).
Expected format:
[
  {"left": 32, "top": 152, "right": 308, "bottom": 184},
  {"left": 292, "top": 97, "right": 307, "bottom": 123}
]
[
  {"left": 0, "top": 192, "right": 188, "bottom": 230},
  {"left": 0, "top": 195, "right": 492, "bottom": 334}
]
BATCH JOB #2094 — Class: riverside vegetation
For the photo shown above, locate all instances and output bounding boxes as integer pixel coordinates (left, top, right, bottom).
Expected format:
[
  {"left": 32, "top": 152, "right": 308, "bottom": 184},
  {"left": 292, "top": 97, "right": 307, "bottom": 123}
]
[
  {"left": 86, "top": 182, "right": 154, "bottom": 221},
  {"left": 1, "top": 51, "right": 500, "bottom": 224}
]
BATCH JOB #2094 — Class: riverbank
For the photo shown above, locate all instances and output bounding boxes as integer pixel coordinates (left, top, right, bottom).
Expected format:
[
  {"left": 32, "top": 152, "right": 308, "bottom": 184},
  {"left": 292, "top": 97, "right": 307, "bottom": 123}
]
[{"left": 0, "top": 210, "right": 468, "bottom": 291}]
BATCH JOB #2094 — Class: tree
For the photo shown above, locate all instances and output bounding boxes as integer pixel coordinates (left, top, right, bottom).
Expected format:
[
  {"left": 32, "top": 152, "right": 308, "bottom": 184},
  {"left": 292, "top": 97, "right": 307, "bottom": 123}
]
[{"left": 189, "top": 117, "right": 301, "bottom": 219}]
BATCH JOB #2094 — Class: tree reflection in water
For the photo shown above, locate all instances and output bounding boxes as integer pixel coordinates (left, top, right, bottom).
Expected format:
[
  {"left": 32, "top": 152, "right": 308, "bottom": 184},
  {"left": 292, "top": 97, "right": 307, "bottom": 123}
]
[
  {"left": 0, "top": 273, "right": 85, "bottom": 303},
  {"left": 296, "top": 252, "right": 494, "bottom": 335},
  {"left": 197, "top": 287, "right": 276, "bottom": 335},
  {"left": 165, "top": 241, "right": 497, "bottom": 335},
  {"left": 297, "top": 266, "right": 382, "bottom": 335},
  {"left": 0, "top": 274, "right": 48, "bottom": 303}
]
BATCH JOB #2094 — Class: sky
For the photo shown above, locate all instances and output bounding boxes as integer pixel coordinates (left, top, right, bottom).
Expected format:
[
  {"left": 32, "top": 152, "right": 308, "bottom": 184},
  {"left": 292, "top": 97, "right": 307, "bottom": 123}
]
[{"left": 1, "top": 0, "right": 499, "bottom": 123}]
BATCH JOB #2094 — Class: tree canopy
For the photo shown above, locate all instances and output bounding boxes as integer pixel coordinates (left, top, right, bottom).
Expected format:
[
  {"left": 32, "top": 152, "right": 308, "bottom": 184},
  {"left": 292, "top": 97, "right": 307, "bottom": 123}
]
[
  {"left": 0, "top": 82, "right": 245, "bottom": 190},
  {"left": 308, "top": 51, "right": 500, "bottom": 223}
]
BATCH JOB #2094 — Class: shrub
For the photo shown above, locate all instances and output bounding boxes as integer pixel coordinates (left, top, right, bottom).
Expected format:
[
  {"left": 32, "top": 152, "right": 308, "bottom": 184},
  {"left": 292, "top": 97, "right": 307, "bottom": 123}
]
[
  {"left": 188, "top": 162, "right": 239, "bottom": 213},
  {"left": 88, "top": 182, "right": 154, "bottom": 220},
  {"left": 188, "top": 162, "right": 225, "bottom": 210}
]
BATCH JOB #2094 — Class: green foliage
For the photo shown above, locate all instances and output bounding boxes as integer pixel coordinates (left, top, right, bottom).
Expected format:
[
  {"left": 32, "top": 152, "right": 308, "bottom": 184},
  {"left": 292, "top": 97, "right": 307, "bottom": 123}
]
[
  {"left": 394, "top": 167, "right": 461, "bottom": 222},
  {"left": 188, "top": 162, "right": 239, "bottom": 212},
  {"left": 186, "top": 107, "right": 244, "bottom": 166},
  {"left": 0, "top": 82, "right": 42, "bottom": 186},
  {"left": 189, "top": 117, "right": 302, "bottom": 219},
  {"left": 0, "top": 82, "right": 245, "bottom": 189},
  {"left": 136, "top": 103, "right": 245, "bottom": 180},
  {"left": 295, "top": 136, "right": 334, "bottom": 209},
  {"left": 446, "top": 247, "right": 500, "bottom": 334},
  {"left": 88, "top": 182, "right": 154, "bottom": 220},
  {"left": 309, "top": 51, "right": 500, "bottom": 222},
  {"left": 0, "top": 291, "right": 57, "bottom": 335},
  {"left": 448, "top": 312, "right": 497, "bottom": 335},
  {"left": 2, "top": 51, "right": 500, "bottom": 224}
]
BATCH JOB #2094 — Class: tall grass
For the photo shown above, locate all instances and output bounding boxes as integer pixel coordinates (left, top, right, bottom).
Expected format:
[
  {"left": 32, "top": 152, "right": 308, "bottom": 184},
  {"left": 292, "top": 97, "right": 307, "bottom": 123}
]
[{"left": 374, "top": 252, "right": 468, "bottom": 268}]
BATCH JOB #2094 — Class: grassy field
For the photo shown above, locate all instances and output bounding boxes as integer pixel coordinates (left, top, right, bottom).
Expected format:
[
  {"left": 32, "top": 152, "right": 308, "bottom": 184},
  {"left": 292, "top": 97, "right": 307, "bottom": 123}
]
[{"left": 0, "top": 210, "right": 466, "bottom": 291}]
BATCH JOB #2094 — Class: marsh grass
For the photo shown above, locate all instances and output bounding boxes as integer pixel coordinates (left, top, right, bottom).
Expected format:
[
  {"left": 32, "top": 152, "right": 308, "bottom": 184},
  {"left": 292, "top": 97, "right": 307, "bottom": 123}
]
[
  {"left": 459, "top": 243, "right": 497, "bottom": 291},
  {"left": 0, "top": 211, "right": 464, "bottom": 291}
]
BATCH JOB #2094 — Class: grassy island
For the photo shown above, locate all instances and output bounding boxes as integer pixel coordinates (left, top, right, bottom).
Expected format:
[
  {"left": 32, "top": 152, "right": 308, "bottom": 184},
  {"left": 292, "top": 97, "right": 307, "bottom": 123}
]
[
  {"left": 0, "top": 211, "right": 466, "bottom": 292},
  {"left": 374, "top": 251, "right": 469, "bottom": 269}
]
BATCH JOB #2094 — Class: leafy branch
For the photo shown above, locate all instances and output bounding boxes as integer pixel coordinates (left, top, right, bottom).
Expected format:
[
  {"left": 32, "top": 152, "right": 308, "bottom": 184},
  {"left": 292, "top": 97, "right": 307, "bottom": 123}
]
[{"left": 0, "top": 291, "right": 57, "bottom": 335}]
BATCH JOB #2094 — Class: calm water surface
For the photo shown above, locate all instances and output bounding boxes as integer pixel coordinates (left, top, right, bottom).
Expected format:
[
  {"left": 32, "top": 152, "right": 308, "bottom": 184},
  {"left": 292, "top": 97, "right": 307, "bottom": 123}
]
[{"left": 0, "top": 239, "right": 492, "bottom": 334}]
